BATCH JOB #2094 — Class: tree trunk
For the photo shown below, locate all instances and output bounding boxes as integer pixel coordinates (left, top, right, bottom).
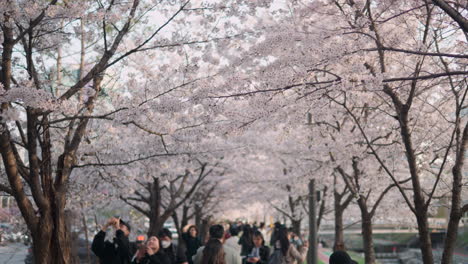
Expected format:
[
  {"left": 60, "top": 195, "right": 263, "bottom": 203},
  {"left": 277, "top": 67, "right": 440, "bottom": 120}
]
[
  {"left": 441, "top": 122, "right": 468, "bottom": 264},
  {"left": 195, "top": 204, "right": 202, "bottom": 232},
  {"left": 317, "top": 187, "right": 327, "bottom": 231},
  {"left": 181, "top": 205, "right": 190, "bottom": 228},
  {"left": 148, "top": 218, "right": 164, "bottom": 237},
  {"left": 200, "top": 217, "right": 210, "bottom": 243},
  {"left": 333, "top": 205, "right": 345, "bottom": 252},
  {"left": 148, "top": 178, "right": 163, "bottom": 237},
  {"left": 415, "top": 212, "right": 434, "bottom": 264},
  {"left": 361, "top": 212, "right": 376, "bottom": 264},
  {"left": 291, "top": 219, "right": 301, "bottom": 237},
  {"left": 82, "top": 213, "right": 91, "bottom": 264},
  {"left": 172, "top": 211, "right": 182, "bottom": 239},
  {"left": 442, "top": 209, "right": 461, "bottom": 264},
  {"left": 31, "top": 206, "right": 74, "bottom": 264}
]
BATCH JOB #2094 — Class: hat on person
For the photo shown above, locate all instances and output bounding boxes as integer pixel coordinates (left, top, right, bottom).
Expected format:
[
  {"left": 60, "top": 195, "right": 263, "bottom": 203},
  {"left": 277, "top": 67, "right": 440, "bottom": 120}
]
[
  {"left": 329, "top": 251, "right": 357, "bottom": 264},
  {"left": 158, "top": 228, "right": 173, "bottom": 239},
  {"left": 119, "top": 219, "right": 131, "bottom": 232}
]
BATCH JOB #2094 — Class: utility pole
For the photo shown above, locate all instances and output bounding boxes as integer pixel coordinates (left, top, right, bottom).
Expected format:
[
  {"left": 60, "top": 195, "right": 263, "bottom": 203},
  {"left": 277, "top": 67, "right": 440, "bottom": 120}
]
[{"left": 308, "top": 179, "right": 318, "bottom": 264}]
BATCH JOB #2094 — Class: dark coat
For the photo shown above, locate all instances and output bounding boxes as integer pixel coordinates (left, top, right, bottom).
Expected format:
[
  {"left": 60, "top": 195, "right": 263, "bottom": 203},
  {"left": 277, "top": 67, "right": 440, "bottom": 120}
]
[
  {"left": 238, "top": 236, "right": 254, "bottom": 256},
  {"left": 91, "top": 230, "right": 135, "bottom": 264},
  {"left": 132, "top": 251, "right": 171, "bottom": 264},
  {"left": 246, "top": 246, "right": 270, "bottom": 264},
  {"left": 182, "top": 233, "right": 202, "bottom": 264},
  {"left": 161, "top": 243, "right": 188, "bottom": 264}
]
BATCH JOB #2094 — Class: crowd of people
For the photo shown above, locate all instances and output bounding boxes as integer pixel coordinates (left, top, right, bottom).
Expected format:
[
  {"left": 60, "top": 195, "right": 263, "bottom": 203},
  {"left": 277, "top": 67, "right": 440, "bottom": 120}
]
[{"left": 91, "top": 217, "right": 357, "bottom": 264}]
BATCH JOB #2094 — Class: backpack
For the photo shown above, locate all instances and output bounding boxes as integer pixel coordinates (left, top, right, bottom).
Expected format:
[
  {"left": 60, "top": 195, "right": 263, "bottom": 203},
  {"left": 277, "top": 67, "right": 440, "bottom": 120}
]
[{"left": 268, "top": 249, "right": 285, "bottom": 264}]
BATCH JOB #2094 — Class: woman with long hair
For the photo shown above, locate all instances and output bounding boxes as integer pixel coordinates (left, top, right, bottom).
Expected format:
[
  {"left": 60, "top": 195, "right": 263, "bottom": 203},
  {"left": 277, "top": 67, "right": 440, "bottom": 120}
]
[
  {"left": 246, "top": 231, "right": 270, "bottom": 264},
  {"left": 132, "top": 236, "right": 171, "bottom": 264},
  {"left": 272, "top": 226, "right": 308, "bottom": 264},
  {"left": 200, "top": 239, "right": 226, "bottom": 264},
  {"left": 238, "top": 225, "right": 254, "bottom": 261}
]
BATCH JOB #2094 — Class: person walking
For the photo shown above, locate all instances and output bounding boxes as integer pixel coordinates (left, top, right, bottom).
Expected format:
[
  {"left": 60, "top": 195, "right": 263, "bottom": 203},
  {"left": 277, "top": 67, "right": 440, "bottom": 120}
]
[
  {"left": 246, "top": 231, "right": 270, "bottom": 264},
  {"left": 132, "top": 236, "right": 171, "bottom": 264},
  {"left": 92, "top": 217, "right": 135, "bottom": 264}
]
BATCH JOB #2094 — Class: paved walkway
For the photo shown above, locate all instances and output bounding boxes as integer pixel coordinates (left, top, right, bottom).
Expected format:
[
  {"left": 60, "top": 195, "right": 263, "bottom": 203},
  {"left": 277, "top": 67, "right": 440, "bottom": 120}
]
[{"left": 0, "top": 243, "right": 28, "bottom": 264}]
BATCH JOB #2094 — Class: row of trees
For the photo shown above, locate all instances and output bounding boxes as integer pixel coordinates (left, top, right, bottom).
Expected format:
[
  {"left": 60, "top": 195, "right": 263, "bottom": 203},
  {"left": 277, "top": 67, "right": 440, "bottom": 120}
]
[{"left": 194, "top": 1, "right": 467, "bottom": 264}]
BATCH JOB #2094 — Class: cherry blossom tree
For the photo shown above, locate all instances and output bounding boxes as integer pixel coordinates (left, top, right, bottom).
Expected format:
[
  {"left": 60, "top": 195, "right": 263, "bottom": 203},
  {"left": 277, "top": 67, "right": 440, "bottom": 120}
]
[{"left": 0, "top": 0, "right": 275, "bottom": 262}]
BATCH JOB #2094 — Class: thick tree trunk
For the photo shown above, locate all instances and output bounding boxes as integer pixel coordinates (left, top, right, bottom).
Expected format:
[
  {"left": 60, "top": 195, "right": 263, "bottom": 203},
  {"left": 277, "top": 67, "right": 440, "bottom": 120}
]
[
  {"left": 361, "top": 213, "right": 376, "bottom": 264},
  {"left": 31, "top": 206, "right": 74, "bottom": 264},
  {"left": 333, "top": 205, "right": 345, "bottom": 251}
]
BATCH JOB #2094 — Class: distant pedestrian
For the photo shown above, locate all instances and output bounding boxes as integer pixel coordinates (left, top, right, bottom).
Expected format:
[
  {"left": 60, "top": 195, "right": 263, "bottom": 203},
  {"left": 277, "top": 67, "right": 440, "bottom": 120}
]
[
  {"left": 246, "top": 231, "right": 270, "bottom": 264},
  {"left": 182, "top": 225, "right": 202, "bottom": 264},
  {"left": 258, "top": 222, "right": 268, "bottom": 243},
  {"left": 329, "top": 251, "right": 357, "bottom": 264},
  {"left": 200, "top": 239, "right": 226, "bottom": 264},
  {"left": 132, "top": 236, "right": 171, "bottom": 264},
  {"left": 92, "top": 217, "right": 135, "bottom": 264},
  {"left": 269, "top": 222, "right": 281, "bottom": 247},
  {"left": 224, "top": 226, "right": 241, "bottom": 253}
]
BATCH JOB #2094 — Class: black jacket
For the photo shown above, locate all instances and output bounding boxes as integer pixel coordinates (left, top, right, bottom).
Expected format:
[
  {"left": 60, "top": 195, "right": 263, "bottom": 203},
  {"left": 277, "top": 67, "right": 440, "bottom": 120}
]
[
  {"left": 91, "top": 230, "right": 134, "bottom": 264},
  {"left": 182, "top": 233, "right": 202, "bottom": 264},
  {"left": 161, "top": 243, "right": 188, "bottom": 264},
  {"left": 133, "top": 251, "right": 172, "bottom": 264},
  {"left": 246, "top": 246, "right": 270, "bottom": 264}
]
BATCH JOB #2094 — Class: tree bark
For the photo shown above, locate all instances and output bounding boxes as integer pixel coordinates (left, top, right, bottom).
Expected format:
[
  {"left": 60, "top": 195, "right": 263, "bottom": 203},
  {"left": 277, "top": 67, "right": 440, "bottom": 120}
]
[
  {"left": 317, "top": 187, "right": 327, "bottom": 231},
  {"left": 200, "top": 217, "right": 211, "bottom": 243},
  {"left": 441, "top": 122, "right": 468, "bottom": 264},
  {"left": 415, "top": 212, "right": 433, "bottom": 264},
  {"left": 195, "top": 204, "right": 202, "bottom": 232},
  {"left": 147, "top": 178, "right": 163, "bottom": 237},
  {"left": 31, "top": 205, "right": 74, "bottom": 264},
  {"left": 360, "top": 211, "right": 375, "bottom": 264},
  {"left": 333, "top": 204, "right": 345, "bottom": 252},
  {"left": 172, "top": 210, "right": 182, "bottom": 239},
  {"left": 291, "top": 219, "right": 301, "bottom": 237},
  {"left": 82, "top": 212, "right": 91, "bottom": 264},
  {"left": 181, "top": 205, "right": 190, "bottom": 228}
]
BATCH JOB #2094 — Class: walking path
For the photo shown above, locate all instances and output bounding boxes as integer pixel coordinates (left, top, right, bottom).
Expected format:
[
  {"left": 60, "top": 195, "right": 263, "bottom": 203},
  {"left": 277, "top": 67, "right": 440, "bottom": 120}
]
[
  {"left": 318, "top": 247, "right": 331, "bottom": 263},
  {"left": 0, "top": 243, "right": 28, "bottom": 264}
]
